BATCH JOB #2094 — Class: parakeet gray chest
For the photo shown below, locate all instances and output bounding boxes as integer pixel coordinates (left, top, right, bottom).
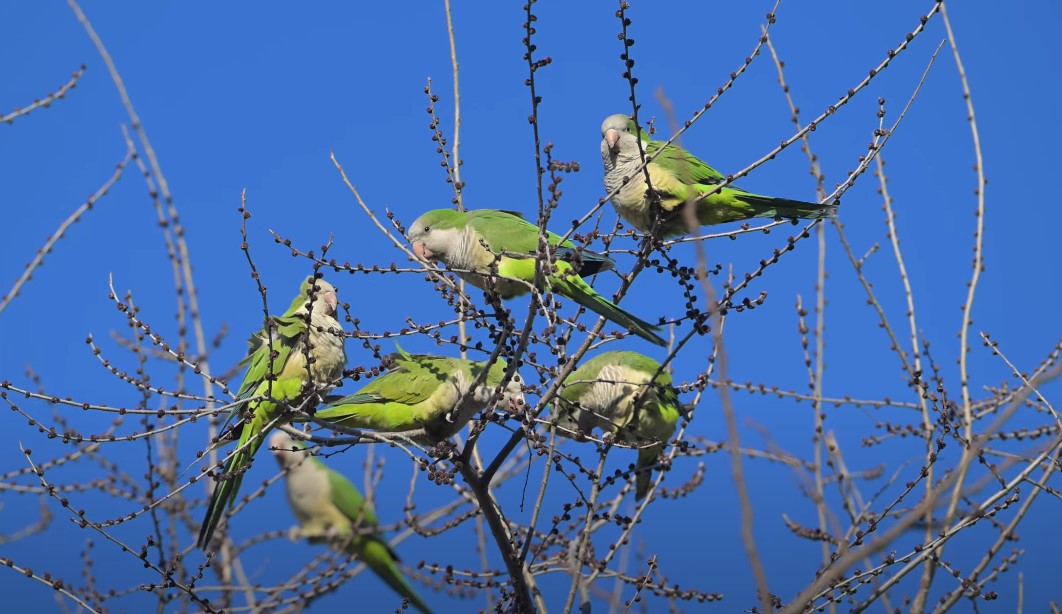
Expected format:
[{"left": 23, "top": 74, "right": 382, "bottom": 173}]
[
  {"left": 603, "top": 155, "right": 653, "bottom": 228},
  {"left": 443, "top": 228, "right": 529, "bottom": 298},
  {"left": 306, "top": 312, "right": 347, "bottom": 384},
  {"left": 284, "top": 462, "right": 336, "bottom": 523}
]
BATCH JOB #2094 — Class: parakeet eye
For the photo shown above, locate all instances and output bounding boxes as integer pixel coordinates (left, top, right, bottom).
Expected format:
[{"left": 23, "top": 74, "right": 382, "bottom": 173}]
[{"left": 423, "top": 226, "right": 430, "bottom": 233}]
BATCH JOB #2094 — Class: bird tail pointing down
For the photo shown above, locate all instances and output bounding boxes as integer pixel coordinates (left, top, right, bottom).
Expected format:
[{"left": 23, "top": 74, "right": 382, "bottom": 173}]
[{"left": 197, "top": 410, "right": 272, "bottom": 549}]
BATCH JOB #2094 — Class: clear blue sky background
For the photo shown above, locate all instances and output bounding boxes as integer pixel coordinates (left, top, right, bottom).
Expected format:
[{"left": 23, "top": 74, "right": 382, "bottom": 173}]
[{"left": 1, "top": 1, "right": 1059, "bottom": 612}]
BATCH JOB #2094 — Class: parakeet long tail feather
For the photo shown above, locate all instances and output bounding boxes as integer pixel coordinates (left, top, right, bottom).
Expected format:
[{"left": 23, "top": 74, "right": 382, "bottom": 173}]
[
  {"left": 196, "top": 416, "right": 270, "bottom": 549},
  {"left": 357, "top": 539, "right": 433, "bottom": 614},
  {"left": 565, "top": 286, "right": 666, "bottom": 346},
  {"left": 196, "top": 448, "right": 247, "bottom": 548},
  {"left": 635, "top": 444, "right": 664, "bottom": 500},
  {"left": 739, "top": 195, "right": 838, "bottom": 221},
  {"left": 555, "top": 247, "right": 615, "bottom": 276},
  {"left": 636, "top": 471, "right": 651, "bottom": 501}
]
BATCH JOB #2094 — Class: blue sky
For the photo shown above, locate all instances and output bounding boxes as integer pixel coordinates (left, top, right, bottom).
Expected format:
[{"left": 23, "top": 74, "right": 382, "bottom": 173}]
[{"left": 1, "top": 1, "right": 1060, "bottom": 612}]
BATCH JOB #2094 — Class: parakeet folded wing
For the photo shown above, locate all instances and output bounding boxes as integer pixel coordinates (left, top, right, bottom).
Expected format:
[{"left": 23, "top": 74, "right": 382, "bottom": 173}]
[
  {"left": 642, "top": 145, "right": 743, "bottom": 216},
  {"left": 314, "top": 360, "right": 448, "bottom": 432},
  {"left": 219, "top": 316, "right": 303, "bottom": 436},
  {"left": 337, "top": 362, "right": 443, "bottom": 406},
  {"left": 239, "top": 320, "right": 301, "bottom": 393},
  {"left": 643, "top": 141, "right": 726, "bottom": 185},
  {"left": 223, "top": 280, "right": 321, "bottom": 431},
  {"left": 467, "top": 210, "right": 614, "bottom": 276},
  {"left": 466, "top": 209, "right": 564, "bottom": 253},
  {"left": 324, "top": 476, "right": 406, "bottom": 599},
  {"left": 629, "top": 119, "right": 728, "bottom": 187},
  {"left": 326, "top": 466, "right": 380, "bottom": 530}
]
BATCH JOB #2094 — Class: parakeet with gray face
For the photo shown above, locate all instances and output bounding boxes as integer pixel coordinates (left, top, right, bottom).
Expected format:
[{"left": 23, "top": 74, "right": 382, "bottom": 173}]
[
  {"left": 407, "top": 208, "right": 665, "bottom": 345},
  {"left": 197, "top": 276, "right": 346, "bottom": 549},
  {"left": 552, "top": 350, "right": 685, "bottom": 500},
  {"left": 269, "top": 431, "right": 432, "bottom": 614},
  {"left": 313, "top": 348, "right": 524, "bottom": 445},
  {"left": 600, "top": 113, "right": 836, "bottom": 237}
]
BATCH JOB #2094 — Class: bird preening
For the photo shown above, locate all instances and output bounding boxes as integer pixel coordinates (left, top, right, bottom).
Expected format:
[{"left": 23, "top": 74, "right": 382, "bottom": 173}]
[{"left": 194, "top": 109, "right": 836, "bottom": 610}]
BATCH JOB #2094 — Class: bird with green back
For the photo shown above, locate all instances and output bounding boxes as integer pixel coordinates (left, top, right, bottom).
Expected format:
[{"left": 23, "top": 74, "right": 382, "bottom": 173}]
[
  {"left": 601, "top": 113, "right": 837, "bottom": 237},
  {"left": 197, "top": 276, "right": 346, "bottom": 549},
  {"left": 553, "top": 350, "right": 686, "bottom": 500},
  {"left": 407, "top": 208, "right": 666, "bottom": 345},
  {"left": 313, "top": 347, "right": 524, "bottom": 445},
  {"left": 270, "top": 430, "right": 432, "bottom": 613}
]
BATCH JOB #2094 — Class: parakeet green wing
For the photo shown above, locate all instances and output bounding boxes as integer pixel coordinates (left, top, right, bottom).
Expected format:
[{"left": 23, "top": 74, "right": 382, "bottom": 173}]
[
  {"left": 197, "top": 277, "right": 345, "bottom": 550},
  {"left": 601, "top": 113, "right": 837, "bottom": 236},
  {"left": 312, "top": 351, "right": 522, "bottom": 442},
  {"left": 554, "top": 350, "right": 682, "bottom": 499},
  {"left": 270, "top": 432, "right": 432, "bottom": 613},
  {"left": 408, "top": 209, "right": 665, "bottom": 345}
]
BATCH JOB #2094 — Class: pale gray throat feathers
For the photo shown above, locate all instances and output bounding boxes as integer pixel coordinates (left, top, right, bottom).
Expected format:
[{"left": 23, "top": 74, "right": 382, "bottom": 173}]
[
  {"left": 601, "top": 139, "right": 619, "bottom": 179},
  {"left": 443, "top": 225, "right": 494, "bottom": 272},
  {"left": 603, "top": 136, "right": 650, "bottom": 209},
  {"left": 306, "top": 310, "right": 346, "bottom": 384},
  {"left": 615, "top": 139, "right": 647, "bottom": 185},
  {"left": 601, "top": 139, "right": 629, "bottom": 193}
]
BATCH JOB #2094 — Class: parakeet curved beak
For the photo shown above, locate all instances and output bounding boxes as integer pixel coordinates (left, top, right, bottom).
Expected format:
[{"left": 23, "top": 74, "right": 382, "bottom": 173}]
[
  {"left": 605, "top": 128, "right": 621, "bottom": 151},
  {"left": 412, "top": 241, "right": 434, "bottom": 260},
  {"left": 322, "top": 291, "right": 338, "bottom": 314}
]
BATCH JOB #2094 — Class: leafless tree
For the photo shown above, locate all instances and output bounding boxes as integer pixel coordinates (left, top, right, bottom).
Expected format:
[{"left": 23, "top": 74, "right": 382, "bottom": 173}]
[{"left": 1, "top": 1, "right": 1057, "bottom": 612}]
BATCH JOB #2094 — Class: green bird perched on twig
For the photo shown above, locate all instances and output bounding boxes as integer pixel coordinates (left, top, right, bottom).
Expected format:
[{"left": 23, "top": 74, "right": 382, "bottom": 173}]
[
  {"left": 601, "top": 114, "right": 837, "bottom": 237},
  {"left": 407, "top": 208, "right": 666, "bottom": 346},
  {"left": 269, "top": 430, "right": 433, "bottom": 614},
  {"left": 552, "top": 350, "right": 687, "bottom": 500},
  {"left": 197, "top": 276, "right": 347, "bottom": 550},
  {"left": 313, "top": 347, "right": 524, "bottom": 445}
]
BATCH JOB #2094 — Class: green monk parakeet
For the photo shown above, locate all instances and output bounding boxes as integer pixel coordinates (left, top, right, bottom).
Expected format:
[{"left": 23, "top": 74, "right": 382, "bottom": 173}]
[
  {"left": 269, "top": 431, "right": 432, "bottom": 614},
  {"left": 600, "top": 114, "right": 837, "bottom": 237},
  {"left": 407, "top": 208, "right": 665, "bottom": 346},
  {"left": 552, "top": 350, "right": 685, "bottom": 500},
  {"left": 313, "top": 348, "right": 524, "bottom": 445},
  {"left": 197, "top": 276, "right": 347, "bottom": 549}
]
